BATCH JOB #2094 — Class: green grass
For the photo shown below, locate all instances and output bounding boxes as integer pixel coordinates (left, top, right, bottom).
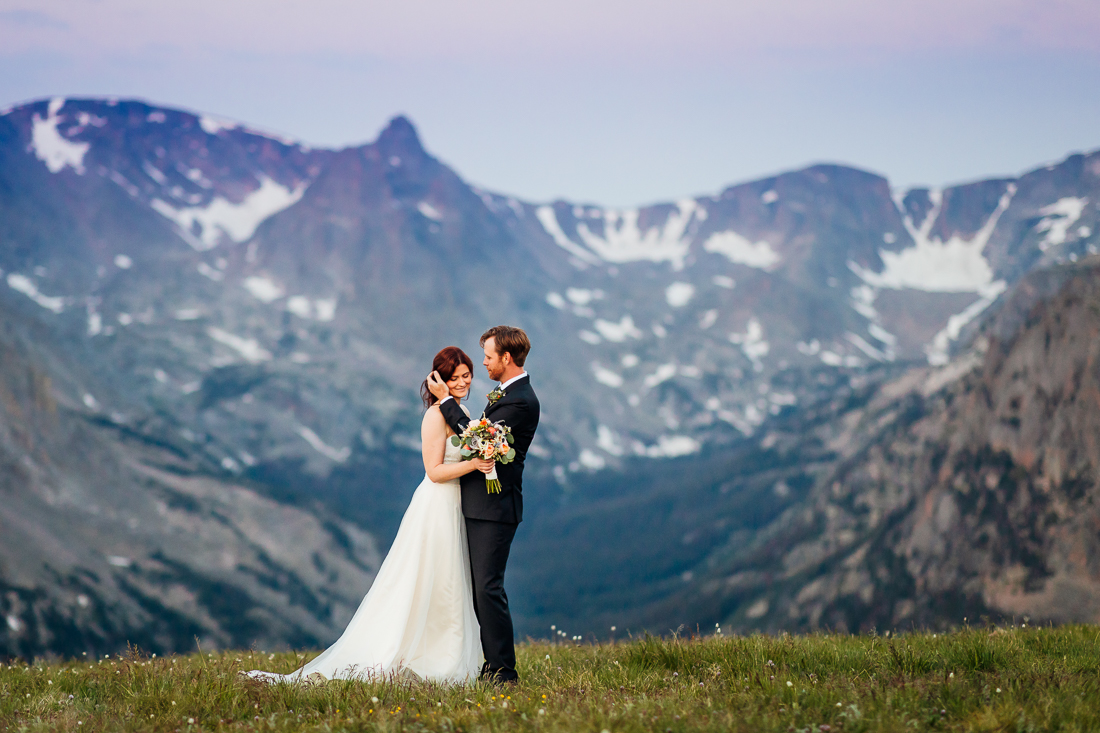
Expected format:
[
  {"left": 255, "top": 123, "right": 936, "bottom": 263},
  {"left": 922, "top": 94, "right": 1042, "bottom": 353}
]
[{"left": 3, "top": 625, "right": 1099, "bottom": 731}]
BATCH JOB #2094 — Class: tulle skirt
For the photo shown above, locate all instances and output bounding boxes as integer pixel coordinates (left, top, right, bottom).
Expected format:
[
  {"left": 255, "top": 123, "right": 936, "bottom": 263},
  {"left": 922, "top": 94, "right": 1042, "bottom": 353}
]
[{"left": 247, "top": 475, "right": 482, "bottom": 684}]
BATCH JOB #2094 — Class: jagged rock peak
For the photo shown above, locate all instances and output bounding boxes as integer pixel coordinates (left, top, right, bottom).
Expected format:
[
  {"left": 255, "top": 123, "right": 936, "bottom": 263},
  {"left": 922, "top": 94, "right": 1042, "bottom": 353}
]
[{"left": 374, "top": 115, "right": 425, "bottom": 157}]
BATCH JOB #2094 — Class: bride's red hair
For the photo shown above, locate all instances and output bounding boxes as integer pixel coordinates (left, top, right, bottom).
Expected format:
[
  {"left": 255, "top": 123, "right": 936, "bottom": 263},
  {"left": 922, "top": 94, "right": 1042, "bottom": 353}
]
[{"left": 421, "top": 346, "right": 474, "bottom": 408}]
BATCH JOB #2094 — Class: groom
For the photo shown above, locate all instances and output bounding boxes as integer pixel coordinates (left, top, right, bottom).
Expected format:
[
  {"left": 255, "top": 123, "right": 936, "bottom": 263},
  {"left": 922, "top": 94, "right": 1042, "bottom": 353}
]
[{"left": 427, "top": 325, "right": 540, "bottom": 684}]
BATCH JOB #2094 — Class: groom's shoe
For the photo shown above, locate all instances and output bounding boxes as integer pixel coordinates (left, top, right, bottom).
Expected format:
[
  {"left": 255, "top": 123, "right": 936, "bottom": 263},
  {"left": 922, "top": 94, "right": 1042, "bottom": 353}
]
[{"left": 478, "top": 662, "right": 518, "bottom": 686}]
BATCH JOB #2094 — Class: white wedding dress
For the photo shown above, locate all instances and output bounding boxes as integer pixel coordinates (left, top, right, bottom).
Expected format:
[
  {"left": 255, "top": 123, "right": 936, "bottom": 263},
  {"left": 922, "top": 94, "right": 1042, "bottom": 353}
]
[{"left": 247, "top": 412, "right": 482, "bottom": 684}]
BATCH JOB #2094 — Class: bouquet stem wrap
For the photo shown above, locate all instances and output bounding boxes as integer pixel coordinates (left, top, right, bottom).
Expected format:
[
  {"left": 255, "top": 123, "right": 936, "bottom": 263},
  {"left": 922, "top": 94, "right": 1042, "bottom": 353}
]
[
  {"left": 451, "top": 415, "right": 516, "bottom": 494},
  {"left": 485, "top": 465, "right": 501, "bottom": 494}
]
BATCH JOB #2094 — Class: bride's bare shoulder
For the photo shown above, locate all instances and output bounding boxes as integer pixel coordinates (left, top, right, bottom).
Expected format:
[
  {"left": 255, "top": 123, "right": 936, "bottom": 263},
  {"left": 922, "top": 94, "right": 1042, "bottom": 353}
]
[{"left": 421, "top": 404, "right": 444, "bottom": 428}]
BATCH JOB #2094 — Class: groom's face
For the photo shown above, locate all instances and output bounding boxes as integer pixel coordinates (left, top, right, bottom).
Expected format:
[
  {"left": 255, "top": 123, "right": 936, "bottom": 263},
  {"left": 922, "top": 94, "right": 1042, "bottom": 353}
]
[{"left": 483, "top": 337, "right": 506, "bottom": 382}]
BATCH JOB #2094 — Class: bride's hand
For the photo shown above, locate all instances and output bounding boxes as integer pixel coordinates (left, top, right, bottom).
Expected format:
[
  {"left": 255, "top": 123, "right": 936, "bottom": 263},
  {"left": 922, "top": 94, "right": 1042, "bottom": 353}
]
[
  {"left": 470, "top": 457, "right": 495, "bottom": 474},
  {"left": 426, "top": 371, "right": 451, "bottom": 401}
]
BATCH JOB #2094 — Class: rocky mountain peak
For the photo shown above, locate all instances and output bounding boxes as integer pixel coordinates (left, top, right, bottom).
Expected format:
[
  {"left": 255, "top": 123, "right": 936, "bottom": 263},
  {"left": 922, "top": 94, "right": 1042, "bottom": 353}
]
[{"left": 373, "top": 114, "right": 427, "bottom": 160}]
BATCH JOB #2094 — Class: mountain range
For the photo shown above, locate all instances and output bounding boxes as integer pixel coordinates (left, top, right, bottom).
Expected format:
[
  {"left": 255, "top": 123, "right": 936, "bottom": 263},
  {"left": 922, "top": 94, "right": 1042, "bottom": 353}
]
[{"left": 0, "top": 96, "right": 1097, "bottom": 656}]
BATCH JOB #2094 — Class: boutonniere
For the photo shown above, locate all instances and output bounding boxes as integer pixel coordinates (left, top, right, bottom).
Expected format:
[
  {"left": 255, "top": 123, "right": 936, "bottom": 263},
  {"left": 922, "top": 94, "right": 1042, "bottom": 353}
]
[{"left": 487, "top": 386, "right": 505, "bottom": 405}]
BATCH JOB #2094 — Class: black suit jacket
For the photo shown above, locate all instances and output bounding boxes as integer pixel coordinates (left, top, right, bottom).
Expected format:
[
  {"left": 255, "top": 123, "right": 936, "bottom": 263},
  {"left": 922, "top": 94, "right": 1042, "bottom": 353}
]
[{"left": 439, "top": 374, "right": 539, "bottom": 524}]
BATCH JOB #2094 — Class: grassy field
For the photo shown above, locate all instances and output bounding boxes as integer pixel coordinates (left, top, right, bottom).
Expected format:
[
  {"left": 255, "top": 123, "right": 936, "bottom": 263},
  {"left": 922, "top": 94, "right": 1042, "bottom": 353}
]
[{"left": 2, "top": 625, "right": 1099, "bottom": 732}]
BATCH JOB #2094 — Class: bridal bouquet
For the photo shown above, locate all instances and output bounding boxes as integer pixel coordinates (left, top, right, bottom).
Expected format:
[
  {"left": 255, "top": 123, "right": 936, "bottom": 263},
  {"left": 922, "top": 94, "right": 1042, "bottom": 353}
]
[{"left": 451, "top": 416, "right": 516, "bottom": 493}]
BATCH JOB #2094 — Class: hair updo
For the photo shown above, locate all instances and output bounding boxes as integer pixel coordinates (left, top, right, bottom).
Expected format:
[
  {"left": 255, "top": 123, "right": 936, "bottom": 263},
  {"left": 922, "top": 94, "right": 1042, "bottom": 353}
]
[{"left": 421, "top": 346, "right": 474, "bottom": 408}]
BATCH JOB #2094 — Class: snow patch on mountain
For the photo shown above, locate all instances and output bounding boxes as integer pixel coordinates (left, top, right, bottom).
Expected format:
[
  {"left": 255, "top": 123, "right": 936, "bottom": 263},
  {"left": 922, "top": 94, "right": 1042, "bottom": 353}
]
[
  {"left": 31, "top": 98, "right": 90, "bottom": 174},
  {"left": 296, "top": 426, "right": 351, "bottom": 463},
  {"left": 1037, "top": 197, "right": 1088, "bottom": 250},
  {"left": 538, "top": 201, "right": 704, "bottom": 270},
  {"left": 643, "top": 363, "right": 678, "bottom": 388},
  {"left": 417, "top": 201, "right": 443, "bottom": 221},
  {"left": 577, "top": 450, "right": 606, "bottom": 470},
  {"left": 592, "top": 363, "right": 624, "bottom": 388},
  {"left": 665, "top": 282, "right": 695, "bottom": 307},
  {"left": 207, "top": 327, "right": 272, "bottom": 363},
  {"left": 593, "top": 315, "right": 643, "bottom": 342},
  {"left": 196, "top": 262, "right": 224, "bottom": 281},
  {"left": 565, "top": 288, "right": 603, "bottom": 306},
  {"left": 242, "top": 275, "right": 285, "bottom": 303},
  {"left": 635, "top": 435, "right": 700, "bottom": 458},
  {"left": 925, "top": 281, "right": 1007, "bottom": 365},
  {"left": 7, "top": 274, "right": 64, "bottom": 313},
  {"left": 703, "top": 231, "right": 780, "bottom": 270},
  {"left": 151, "top": 176, "right": 306, "bottom": 250},
  {"left": 535, "top": 206, "right": 602, "bottom": 266},
  {"left": 730, "top": 319, "right": 769, "bottom": 370},
  {"left": 199, "top": 115, "right": 239, "bottom": 135},
  {"left": 857, "top": 185, "right": 1013, "bottom": 293},
  {"left": 596, "top": 425, "right": 625, "bottom": 456},
  {"left": 576, "top": 201, "right": 701, "bottom": 270},
  {"left": 849, "top": 184, "right": 1015, "bottom": 364},
  {"left": 286, "top": 296, "right": 337, "bottom": 321}
]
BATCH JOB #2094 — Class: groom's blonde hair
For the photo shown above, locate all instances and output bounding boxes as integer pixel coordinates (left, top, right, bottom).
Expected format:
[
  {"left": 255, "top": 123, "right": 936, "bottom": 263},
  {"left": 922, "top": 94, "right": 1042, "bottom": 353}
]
[{"left": 481, "top": 326, "right": 531, "bottom": 366}]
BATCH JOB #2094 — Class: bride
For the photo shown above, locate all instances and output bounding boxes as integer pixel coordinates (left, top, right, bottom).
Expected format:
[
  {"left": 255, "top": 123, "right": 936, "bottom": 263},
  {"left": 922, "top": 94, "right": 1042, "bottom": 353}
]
[{"left": 247, "top": 347, "right": 493, "bottom": 683}]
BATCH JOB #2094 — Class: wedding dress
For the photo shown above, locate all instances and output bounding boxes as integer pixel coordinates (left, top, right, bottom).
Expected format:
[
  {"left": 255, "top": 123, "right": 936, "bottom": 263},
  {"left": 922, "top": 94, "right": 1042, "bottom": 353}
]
[{"left": 247, "top": 410, "right": 482, "bottom": 684}]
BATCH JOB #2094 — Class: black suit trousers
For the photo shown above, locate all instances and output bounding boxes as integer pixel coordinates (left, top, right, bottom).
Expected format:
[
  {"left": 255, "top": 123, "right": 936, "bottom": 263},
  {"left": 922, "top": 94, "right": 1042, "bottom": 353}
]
[{"left": 465, "top": 517, "right": 518, "bottom": 681}]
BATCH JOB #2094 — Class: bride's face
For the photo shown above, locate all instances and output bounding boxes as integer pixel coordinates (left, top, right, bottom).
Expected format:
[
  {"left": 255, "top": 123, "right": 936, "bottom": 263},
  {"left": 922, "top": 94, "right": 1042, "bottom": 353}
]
[{"left": 447, "top": 364, "right": 473, "bottom": 400}]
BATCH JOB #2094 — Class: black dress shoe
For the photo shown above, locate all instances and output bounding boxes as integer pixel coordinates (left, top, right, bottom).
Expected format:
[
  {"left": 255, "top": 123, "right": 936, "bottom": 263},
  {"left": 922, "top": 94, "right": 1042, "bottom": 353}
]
[{"left": 479, "top": 667, "right": 519, "bottom": 685}]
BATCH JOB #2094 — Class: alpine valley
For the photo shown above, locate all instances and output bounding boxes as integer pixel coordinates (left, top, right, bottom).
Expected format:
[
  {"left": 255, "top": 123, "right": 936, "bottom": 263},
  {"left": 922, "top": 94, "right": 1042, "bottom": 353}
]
[{"left": 1, "top": 97, "right": 1098, "bottom": 657}]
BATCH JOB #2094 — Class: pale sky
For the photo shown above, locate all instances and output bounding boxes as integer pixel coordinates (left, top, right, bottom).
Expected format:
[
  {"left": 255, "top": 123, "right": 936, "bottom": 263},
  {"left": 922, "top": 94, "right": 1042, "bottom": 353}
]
[{"left": 2, "top": 0, "right": 1099, "bottom": 205}]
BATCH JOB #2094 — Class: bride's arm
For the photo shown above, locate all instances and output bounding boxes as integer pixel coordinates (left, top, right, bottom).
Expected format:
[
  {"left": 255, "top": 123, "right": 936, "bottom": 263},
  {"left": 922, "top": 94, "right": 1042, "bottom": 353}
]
[{"left": 422, "top": 406, "right": 491, "bottom": 483}]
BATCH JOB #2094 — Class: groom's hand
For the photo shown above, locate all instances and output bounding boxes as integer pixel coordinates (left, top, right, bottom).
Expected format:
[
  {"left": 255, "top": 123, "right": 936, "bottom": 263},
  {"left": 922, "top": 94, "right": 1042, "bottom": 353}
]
[{"left": 426, "top": 371, "right": 450, "bottom": 400}]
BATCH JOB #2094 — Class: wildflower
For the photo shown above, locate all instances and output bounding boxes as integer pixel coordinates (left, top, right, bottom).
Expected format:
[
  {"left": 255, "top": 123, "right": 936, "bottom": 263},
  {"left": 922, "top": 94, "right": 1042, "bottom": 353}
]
[
  {"left": 538, "top": 709, "right": 546, "bottom": 715},
  {"left": 786, "top": 681, "right": 793, "bottom": 687},
  {"left": 372, "top": 697, "right": 379, "bottom": 703},
  {"left": 836, "top": 702, "right": 842, "bottom": 707},
  {"left": 996, "top": 688, "right": 1001, "bottom": 693},
  {"left": 188, "top": 718, "right": 195, "bottom": 724},
  {"left": 949, "top": 672, "right": 954, "bottom": 678}
]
